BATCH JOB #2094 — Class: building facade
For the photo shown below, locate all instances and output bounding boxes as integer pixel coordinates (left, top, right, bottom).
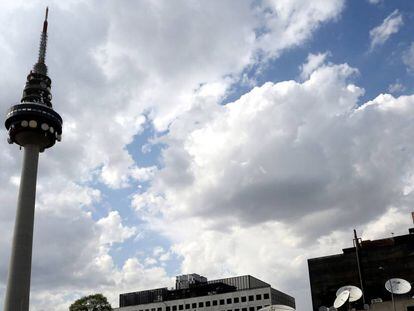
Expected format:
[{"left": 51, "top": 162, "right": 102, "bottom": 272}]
[
  {"left": 308, "top": 228, "right": 414, "bottom": 311},
  {"left": 116, "top": 274, "right": 295, "bottom": 311}
]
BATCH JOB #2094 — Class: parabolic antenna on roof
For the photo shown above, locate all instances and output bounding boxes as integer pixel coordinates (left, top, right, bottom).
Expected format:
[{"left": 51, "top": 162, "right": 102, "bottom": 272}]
[
  {"left": 334, "top": 290, "right": 350, "bottom": 309},
  {"left": 385, "top": 278, "right": 412, "bottom": 294},
  {"left": 258, "top": 305, "right": 295, "bottom": 311},
  {"left": 336, "top": 285, "right": 363, "bottom": 302}
]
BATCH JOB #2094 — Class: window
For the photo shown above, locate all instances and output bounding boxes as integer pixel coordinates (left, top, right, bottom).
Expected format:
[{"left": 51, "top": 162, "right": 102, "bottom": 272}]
[
  {"left": 235, "top": 309, "right": 239, "bottom": 311},
  {"left": 199, "top": 302, "right": 204, "bottom": 308},
  {"left": 263, "top": 294, "right": 269, "bottom": 300},
  {"left": 248, "top": 296, "right": 254, "bottom": 302},
  {"left": 185, "top": 304, "right": 190, "bottom": 309},
  {"left": 179, "top": 305, "right": 184, "bottom": 310},
  {"left": 213, "top": 300, "right": 218, "bottom": 306},
  {"left": 256, "top": 294, "right": 262, "bottom": 300},
  {"left": 242, "top": 308, "right": 247, "bottom": 311},
  {"left": 220, "top": 299, "right": 225, "bottom": 305},
  {"left": 249, "top": 307, "right": 254, "bottom": 311},
  {"left": 241, "top": 297, "right": 247, "bottom": 303},
  {"left": 206, "top": 301, "right": 211, "bottom": 307},
  {"left": 167, "top": 307, "right": 171, "bottom": 311},
  {"left": 157, "top": 308, "right": 162, "bottom": 311},
  {"left": 227, "top": 298, "right": 232, "bottom": 304},
  {"left": 151, "top": 308, "right": 155, "bottom": 311},
  {"left": 173, "top": 306, "right": 177, "bottom": 311},
  {"left": 234, "top": 298, "right": 239, "bottom": 303},
  {"left": 192, "top": 303, "right": 197, "bottom": 309},
  {"left": 256, "top": 306, "right": 262, "bottom": 310}
]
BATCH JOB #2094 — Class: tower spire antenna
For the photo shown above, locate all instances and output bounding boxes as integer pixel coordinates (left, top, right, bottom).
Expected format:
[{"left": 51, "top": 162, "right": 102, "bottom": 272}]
[
  {"left": 34, "top": 7, "right": 49, "bottom": 74},
  {"left": 43, "top": 7, "right": 49, "bottom": 31}
]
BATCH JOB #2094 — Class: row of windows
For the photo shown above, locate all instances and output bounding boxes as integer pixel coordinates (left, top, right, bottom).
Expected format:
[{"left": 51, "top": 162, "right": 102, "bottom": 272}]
[
  {"left": 138, "top": 294, "right": 270, "bottom": 311},
  {"left": 140, "top": 306, "right": 269, "bottom": 311},
  {"left": 8, "top": 107, "right": 60, "bottom": 122}
]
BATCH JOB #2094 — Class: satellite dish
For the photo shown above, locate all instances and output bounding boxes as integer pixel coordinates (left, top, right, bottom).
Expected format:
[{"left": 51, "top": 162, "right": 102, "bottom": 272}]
[
  {"left": 385, "top": 278, "right": 412, "bottom": 294},
  {"left": 334, "top": 290, "right": 350, "bottom": 309},
  {"left": 336, "top": 285, "right": 363, "bottom": 302},
  {"left": 258, "top": 305, "right": 295, "bottom": 311}
]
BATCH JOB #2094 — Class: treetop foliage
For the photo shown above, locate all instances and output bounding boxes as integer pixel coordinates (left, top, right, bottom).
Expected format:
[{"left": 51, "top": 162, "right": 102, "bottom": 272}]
[{"left": 69, "top": 293, "right": 112, "bottom": 311}]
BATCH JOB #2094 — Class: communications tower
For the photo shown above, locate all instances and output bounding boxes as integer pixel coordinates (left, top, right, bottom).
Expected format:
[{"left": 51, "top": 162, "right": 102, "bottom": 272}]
[{"left": 3, "top": 8, "right": 62, "bottom": 311}]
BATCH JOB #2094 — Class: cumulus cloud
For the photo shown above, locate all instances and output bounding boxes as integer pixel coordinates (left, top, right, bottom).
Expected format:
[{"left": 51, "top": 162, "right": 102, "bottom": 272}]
[
  {"left": 134, "top": 60, "right": 414, "bottom": 309},
  {"left": 136, "top": 62, "right": 364, "bottom": 230},
  {"left": 0, "top": 0, "right": 348, "bottom": 309},
  {"left": 369, "top": 10, "right": 403, "bottom": 50}
]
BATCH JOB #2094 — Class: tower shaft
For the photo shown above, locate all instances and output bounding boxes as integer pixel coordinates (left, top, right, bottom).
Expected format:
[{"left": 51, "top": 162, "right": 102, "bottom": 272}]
[{"left": 4, "top": 145, "right": 40, "bottom": 311}]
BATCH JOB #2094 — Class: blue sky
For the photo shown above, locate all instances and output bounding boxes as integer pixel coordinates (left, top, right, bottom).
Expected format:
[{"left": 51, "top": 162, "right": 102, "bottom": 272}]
[{"left": 1, "top": 1, "right": 414, "bottom": 310}]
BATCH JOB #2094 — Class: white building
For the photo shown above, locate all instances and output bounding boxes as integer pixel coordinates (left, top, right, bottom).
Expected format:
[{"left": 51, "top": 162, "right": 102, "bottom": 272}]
[{"left": 115, "top": 274, "right": 295, "bottom": 311}]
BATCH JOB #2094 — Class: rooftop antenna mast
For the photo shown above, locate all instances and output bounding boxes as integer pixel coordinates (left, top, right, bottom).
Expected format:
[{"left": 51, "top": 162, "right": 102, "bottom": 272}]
[{"left": 353, "top": 229, "right": 365, "bottom": 305}]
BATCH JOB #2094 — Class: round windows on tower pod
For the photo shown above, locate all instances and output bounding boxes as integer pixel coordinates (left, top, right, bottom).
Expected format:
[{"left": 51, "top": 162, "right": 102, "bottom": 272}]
[{"left": 29, "top": 120, "right": 37, "bottom": 128}]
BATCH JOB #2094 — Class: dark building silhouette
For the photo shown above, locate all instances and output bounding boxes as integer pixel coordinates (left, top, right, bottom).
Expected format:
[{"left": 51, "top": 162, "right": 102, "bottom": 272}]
[
  {"left": 308, "top": 228, "right": 414, "bottom": 310},
  {"left": 117, "top": 274, "right": 295, "bottom": 310}
]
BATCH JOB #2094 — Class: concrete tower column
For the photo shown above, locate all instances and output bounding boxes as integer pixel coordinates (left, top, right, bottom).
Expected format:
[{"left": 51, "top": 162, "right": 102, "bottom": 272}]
[{"left": 4, "top": 144, "right": 40, "bottom": 311}]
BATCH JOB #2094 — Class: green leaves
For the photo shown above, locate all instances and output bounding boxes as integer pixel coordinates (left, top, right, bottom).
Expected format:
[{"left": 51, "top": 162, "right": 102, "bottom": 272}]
[{"left": 69, "top": 293, "right": 112, "bottom": 311}]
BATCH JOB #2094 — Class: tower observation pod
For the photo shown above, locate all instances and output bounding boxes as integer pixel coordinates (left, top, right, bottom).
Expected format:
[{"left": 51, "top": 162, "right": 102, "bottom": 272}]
[{"left": 3, "top": 8, "right": 62, "bottom": 311}]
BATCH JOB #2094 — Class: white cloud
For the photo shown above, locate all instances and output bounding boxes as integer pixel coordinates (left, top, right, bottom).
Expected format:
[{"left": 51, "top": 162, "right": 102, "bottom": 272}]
[
  {"left": 362, "top": 207, "right": 413, "bottom": 240},
  {"left": 299, "top": 52, "right": 330, "bottom": 80},
  {"left": 0, "top": 0, "right": 357, "bottom": 310},
  {"left": 388, "top": 81, "right": 405, "bottom": 94},
  {"left": 131, "top": 166, "right": 158, "bottom": 182},
  {"left": 97, "top": 211, "right": 137, "bottom": 246},
  {"left": 367, "top": 0, "right": 382, "bottom": 4},
  {"left": 135, "top": 60, "right": 414, "bottom": 310},
  {"left": 144, "top": 257, "right": 158, "bottom": 266},
  {"left": 370, "top": 10, "right": 403, "bottom": 50},
  {"left": 256, "top": 0, "right": 344, "bottom": 58},
  {"left": 402, "top": 42, "right": 414, "bottom": 72}
]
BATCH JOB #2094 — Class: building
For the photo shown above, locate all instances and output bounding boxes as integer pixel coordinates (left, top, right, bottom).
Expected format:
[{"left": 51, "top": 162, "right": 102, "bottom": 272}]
[
  {"left": 3, "top": 8, "right": 62, "bottom": 311},
  {"left": 116, "top": 274, "right": 295, "bottom": 311},
  {"left": 308, "top": 227, "right": 414, "bottom": 310}
]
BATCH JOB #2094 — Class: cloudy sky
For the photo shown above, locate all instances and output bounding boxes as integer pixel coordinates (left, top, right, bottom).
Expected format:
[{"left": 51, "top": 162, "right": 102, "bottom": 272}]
[{"left": 1, "top": 0, "right": 414, "bottom": 310}]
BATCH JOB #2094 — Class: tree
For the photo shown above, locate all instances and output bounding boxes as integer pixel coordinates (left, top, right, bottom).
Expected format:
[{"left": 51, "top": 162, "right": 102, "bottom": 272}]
[{"left": 69, "top": 293, "right": 112, "bottom": 311}]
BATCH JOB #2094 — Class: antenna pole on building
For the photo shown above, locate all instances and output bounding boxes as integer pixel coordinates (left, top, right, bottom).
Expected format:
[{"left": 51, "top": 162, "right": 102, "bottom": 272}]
[{"left": 353, "top": 229, "right": 365, "bottom": 305}]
